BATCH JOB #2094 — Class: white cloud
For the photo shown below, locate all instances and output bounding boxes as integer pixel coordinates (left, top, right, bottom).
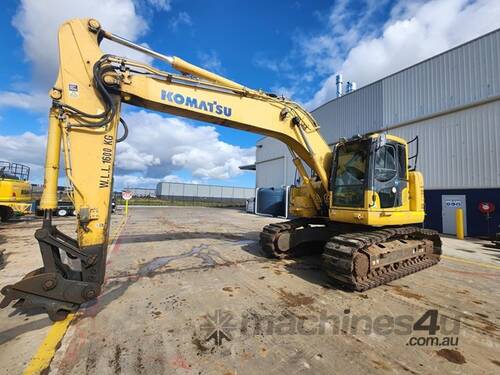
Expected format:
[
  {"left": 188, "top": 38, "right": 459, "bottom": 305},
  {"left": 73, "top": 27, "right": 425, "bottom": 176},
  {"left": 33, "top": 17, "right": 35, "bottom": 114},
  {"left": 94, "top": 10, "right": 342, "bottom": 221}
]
[
  {"left": 306, "top": 0, "right": 500, "bottom": 108},
  {"left": 143, "top": 0, "right": 172, "bottom": 11},
  {"left": 162, "top": 174, "right": 183, "bottom": 183},
  {"left": 0, "top": 91, "right": 49, "bottom": 112},
  {"left": 0, "top": 132, "right": 46, "bottom": 165},
  {"left": 0, "top": 132, "right": 47, "bottom": 183},
  {"left": 253, "top": 53, "right": 293, "bottom": 73},
  {"left": 198, "top": 50, "right": 223, "bottom": 73},
  {"left": 0, "top": 111, "right": 255, "bottom": 188},
  {"left": 115, "top": 142, "right": 160, "bottom": 172},
  {"left": 169, "top": 11, "right": 192, "bottom": 31},
  {"left": 8, "top": 0, "right": 153, "bottom": 98},
  {"left": 113, "top": 173, "right": 202, "bottom": 190},
  {"left": 117, "top": 111, "right": 255, "bottom": 180}
]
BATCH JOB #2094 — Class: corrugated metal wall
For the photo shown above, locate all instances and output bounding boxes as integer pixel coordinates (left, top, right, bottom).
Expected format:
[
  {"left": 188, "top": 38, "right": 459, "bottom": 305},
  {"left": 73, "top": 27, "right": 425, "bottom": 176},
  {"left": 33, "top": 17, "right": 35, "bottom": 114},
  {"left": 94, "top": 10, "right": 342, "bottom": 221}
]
[
  {"left": 257, "top": 28, "right": 500, "bottom": 190},
  {"left": 314, "top": 82, "right": 383, "bottom": 142},
  {"left": 156, "top": 182, "right": 254, "bottom": 199},
  {"left": 382, "top": 30, "right": 500, "bottom": 127},
  {"left": 390, "top": 100, "right": 500, "bottom": 189},
  {"left": 255, "top": 137, "right": 311, "bottom": 189},
  {"left": 256, "top": 157, "right": 285, "bottom": 188}
]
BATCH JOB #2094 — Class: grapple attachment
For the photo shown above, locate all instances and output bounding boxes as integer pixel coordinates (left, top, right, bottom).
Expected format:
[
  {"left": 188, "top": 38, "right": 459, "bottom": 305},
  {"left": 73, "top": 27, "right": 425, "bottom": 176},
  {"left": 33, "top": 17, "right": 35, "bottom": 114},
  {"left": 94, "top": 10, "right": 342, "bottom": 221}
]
[{"left": 0, "top": 215, "right": 105, "bottom": 321}]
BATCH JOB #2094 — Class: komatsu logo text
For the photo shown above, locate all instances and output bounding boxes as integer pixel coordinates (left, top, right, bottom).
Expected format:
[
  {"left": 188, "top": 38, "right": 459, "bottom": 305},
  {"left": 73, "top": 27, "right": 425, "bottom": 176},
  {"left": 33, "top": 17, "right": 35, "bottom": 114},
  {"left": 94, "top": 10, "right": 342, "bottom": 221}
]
[{"left": 161, "top": 90, "right": 232, "bottom": 117}]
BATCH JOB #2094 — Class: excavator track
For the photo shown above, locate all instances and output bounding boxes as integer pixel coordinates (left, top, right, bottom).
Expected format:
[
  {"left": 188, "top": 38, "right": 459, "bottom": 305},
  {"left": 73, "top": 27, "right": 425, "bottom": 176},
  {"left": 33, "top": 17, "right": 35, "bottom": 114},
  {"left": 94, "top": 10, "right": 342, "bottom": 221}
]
[
  {"left": 322, "top": 227, "right": 441, "bottom": 291},
  {"left": 260, "top": 218, "right": 335, "bottom": 258}
]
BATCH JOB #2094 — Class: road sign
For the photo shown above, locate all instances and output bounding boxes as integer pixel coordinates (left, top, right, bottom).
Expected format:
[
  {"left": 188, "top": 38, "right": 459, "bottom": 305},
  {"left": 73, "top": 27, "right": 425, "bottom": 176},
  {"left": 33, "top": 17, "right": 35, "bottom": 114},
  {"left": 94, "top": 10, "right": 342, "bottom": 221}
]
[
  {"left": 122, "top": 191, "right": 133, "bottom": 200},
  {"left": 122, "top": 191, "right": 133, "bottom": 215},
  {"left": 478, "top": 201, "right": 495, "bottom": 214}
]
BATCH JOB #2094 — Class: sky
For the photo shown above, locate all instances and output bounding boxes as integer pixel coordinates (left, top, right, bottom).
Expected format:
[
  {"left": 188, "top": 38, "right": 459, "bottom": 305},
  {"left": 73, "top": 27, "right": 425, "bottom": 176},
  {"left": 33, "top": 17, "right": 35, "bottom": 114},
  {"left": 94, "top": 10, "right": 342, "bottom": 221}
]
[{"left": 0, "top": 0, "right": 499, "bottom": 190}]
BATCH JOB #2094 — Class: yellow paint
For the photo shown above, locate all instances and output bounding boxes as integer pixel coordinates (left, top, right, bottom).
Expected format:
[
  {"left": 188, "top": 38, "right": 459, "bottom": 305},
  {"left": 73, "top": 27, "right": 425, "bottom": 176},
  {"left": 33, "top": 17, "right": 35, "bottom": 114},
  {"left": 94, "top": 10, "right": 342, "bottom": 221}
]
[
  {"left": 22, "top": 314, "right": 76, "bottom": 375},
  {"left": 442, "top": 255, "right": 500, "bottom": 271},
  {"left": 0, "top": 179, "right": 31, "bottom": 203},
  {"left": 456, "top": 208, "right": 465, "bottom": 240},
  {"left": 125, "top": 200, "right": 128, "bottom": 216},
  {"left": 171, "top": 56, "right": 246, "bottom": 91},
  {"left": 330, "top": 206, "right": 425, "bottom": 226},
  {"left": 39, "top": 111, "right": 62, "bottom": 210},
  {"left": 22, "top": 214, "right": 127, "bottom": 375},
  {"left": 408, "top": 171, "right": 425, "bottom": 211},
  {"left": 0, "top": 171, "right": 32, "bottom": 217}
]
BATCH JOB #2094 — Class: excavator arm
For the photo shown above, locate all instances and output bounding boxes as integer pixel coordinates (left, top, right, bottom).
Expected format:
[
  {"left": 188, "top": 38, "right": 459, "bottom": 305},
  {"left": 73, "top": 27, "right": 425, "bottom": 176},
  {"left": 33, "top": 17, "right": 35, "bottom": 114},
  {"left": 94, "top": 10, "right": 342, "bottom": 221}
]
[{"left": 0, "top": 18, "right": 332, "bottom": 320}]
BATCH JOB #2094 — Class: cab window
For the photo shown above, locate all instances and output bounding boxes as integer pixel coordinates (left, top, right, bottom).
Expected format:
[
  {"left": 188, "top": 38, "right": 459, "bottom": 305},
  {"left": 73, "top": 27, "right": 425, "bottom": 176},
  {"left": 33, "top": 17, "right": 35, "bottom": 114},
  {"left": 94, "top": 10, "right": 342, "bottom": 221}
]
[
  {"left": 397, "top": 144, "right": 407, "bottom": 179},
  {"left": 331, "top": 142, "right": 368, "bottom": 208},
  {"left": 374, "top": 144, "right": 397, "bottom": 182}
]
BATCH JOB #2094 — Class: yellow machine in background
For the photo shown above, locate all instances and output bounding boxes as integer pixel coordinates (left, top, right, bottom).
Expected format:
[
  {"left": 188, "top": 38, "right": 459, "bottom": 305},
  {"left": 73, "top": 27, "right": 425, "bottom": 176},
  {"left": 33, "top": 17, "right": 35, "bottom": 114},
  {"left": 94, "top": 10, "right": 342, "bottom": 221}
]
[
  {"left": 0, "top": 19, "right": 441, "bottom": 321},
  {"left": 0, "top": 161, "right": 32, "bottom": 221}
]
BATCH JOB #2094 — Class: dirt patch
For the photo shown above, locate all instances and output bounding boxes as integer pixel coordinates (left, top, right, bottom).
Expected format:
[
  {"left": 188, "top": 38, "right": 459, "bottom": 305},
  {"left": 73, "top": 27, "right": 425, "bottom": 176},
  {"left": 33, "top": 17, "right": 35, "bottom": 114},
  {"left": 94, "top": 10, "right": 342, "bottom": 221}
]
[
  {"left": 85, "top": 349, "right": 97, "bottom": 373},
  {"left": 260, "top": 346, "right": 268, "bottom": 358},
  {"left": 436, "top": 349, "right": 466, "bottom": 364},
  {"left": 222, "top": 286, "right": 240, "bottom": 293},
  {"left": 135, "top": 347, "right": 145, "bottom": 374},
  {"left": 0, "top": 249, "right": 5, "bottom": 270},
  {"left": 491, "top": 359, "right": 500, "bottom": 367},
  {"left": 277, "top": 288, "right": 314, "bottom": 307},
  {"left": 372, "top": 359, "right": 390, "bottom": 370},
  {"left": 389, "top": 285, "right": 424, "bottom": 300},
  {"left": 109, "top": 345, "right": 122, "bottom": 373},
  {"left": 192, "top": 337, "right": 210, "bottom": 353},
  {"left": 482, "top": 323, "right": 498, "bottom": 332}
]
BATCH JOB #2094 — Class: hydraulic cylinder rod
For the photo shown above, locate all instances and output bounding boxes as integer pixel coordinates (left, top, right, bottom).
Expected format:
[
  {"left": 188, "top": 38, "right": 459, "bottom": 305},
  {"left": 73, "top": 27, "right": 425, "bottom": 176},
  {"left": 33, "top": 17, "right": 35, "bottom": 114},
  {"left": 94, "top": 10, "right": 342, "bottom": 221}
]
[{"left": 101, "top": 28, "right": 245, "bottom": 90}]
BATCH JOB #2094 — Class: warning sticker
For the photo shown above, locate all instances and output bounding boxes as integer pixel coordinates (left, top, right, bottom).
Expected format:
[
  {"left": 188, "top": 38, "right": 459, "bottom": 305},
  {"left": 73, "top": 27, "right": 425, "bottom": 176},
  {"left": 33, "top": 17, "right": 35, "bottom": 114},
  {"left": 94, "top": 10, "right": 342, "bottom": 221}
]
[{"left": 68, "top": 83, "right": 79, "bottom": 98}]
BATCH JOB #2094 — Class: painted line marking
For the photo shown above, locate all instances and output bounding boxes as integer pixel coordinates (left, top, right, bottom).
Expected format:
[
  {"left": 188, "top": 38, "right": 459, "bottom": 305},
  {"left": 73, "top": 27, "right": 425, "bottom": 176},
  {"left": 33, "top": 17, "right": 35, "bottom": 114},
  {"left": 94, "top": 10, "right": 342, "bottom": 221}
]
[
  {"left": 22, "top": 314, "right": 75, "bottom": 375},
  {"left": 442, "top": 255, "right": 500, "bottom": 270},
  {"left": 22, "top": 214, "right": 128, "bottom": 375}
]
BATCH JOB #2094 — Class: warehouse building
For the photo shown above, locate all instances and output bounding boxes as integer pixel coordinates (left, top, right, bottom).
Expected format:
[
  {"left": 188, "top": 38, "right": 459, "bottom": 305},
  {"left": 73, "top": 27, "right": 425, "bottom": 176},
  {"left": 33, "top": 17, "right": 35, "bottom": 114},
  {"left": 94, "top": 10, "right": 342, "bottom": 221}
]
[
  {"left": 156, "top": 181, "right": 254, "bottom": 206},
  {"left": 256, "top": 29, "right": 500, "bottom": 237}
]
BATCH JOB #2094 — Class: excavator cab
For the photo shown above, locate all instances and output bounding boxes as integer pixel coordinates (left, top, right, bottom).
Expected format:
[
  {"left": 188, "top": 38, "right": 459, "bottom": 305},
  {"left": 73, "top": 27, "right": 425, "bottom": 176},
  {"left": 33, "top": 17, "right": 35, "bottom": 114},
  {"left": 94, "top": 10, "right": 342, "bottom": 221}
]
[{"left": 328, "top": 134, "right": 425, "bottom": 227}]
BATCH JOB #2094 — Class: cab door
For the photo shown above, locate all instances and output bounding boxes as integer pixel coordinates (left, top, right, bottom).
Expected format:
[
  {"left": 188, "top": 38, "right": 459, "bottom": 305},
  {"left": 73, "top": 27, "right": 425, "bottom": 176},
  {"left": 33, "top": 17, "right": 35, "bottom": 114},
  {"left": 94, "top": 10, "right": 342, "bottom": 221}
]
[{"left": 373, "top": 142, "right": 407, "bottom": 209}]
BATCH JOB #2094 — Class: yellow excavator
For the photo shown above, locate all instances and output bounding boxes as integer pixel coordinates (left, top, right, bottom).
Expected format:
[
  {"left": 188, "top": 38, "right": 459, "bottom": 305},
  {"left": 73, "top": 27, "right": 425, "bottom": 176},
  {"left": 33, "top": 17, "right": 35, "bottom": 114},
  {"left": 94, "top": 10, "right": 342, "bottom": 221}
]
[
  {"left": 0, "top": 19, "right": 441, "bottom": 321},
  {"left": 0, "top": 161, "right": 32, "bottom": 221}
]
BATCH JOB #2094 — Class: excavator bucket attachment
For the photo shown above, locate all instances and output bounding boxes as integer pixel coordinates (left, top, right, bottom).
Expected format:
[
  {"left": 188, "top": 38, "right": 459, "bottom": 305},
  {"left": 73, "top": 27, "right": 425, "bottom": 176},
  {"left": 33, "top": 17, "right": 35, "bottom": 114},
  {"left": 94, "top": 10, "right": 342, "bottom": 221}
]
[{"left": 0, "top": 215, "right": 104, "bottom": 320}]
